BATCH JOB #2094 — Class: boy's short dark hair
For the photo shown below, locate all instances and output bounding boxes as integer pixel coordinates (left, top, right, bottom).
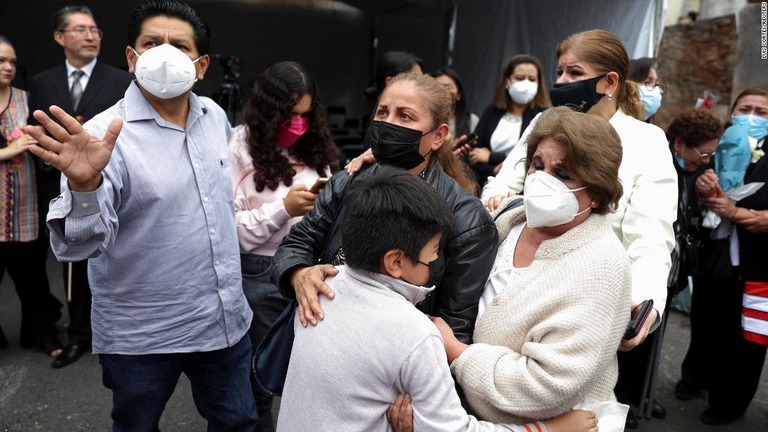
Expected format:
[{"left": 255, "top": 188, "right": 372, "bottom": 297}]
[
  {"left": 341, "top": 166, "right": 453, "bottom": 272},
  {"left": 128, "top": 0, "right": 210, "bottom": 55}
]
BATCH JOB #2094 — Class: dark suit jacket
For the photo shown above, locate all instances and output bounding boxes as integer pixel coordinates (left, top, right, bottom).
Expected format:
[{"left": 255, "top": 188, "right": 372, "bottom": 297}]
[
  {"left": 738, "top": 139, "right": 768, "bottom": 282},
  {"left": 27, "top": 60, "right": 133, "bottom": 209},
  {"left": 471, "top": 104, "right": 541, "bottom": 186}
]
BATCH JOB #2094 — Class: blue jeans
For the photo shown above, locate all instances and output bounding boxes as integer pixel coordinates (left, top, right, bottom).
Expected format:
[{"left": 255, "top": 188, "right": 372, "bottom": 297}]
[
  {"left": 99, "top": 335, "right": 258, "bottom": 432},
  {"left": 241, "top": 254, "right": 291, "bottom": 432}
]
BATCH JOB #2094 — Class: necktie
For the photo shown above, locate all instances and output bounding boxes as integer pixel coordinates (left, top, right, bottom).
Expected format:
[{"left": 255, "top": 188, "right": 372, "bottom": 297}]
[{"left": 70, "top": 70, "right": 85, "bottom": 111}]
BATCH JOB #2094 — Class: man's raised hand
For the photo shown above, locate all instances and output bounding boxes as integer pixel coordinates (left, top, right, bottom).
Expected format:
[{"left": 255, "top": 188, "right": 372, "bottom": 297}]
[{"left": 26, "top": 105, "right": 122, "bottom": 192}]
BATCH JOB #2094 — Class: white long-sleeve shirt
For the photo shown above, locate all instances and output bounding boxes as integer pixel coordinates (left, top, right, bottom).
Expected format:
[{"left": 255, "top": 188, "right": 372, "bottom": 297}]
[{"left": 482, "top": 109, "right": 677, "bottom": 322}]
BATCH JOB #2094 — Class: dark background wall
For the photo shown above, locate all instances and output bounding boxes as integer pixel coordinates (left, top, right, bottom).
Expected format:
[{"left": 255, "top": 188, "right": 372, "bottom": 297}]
[
  {"left": 0, "top": 0, "right": 453, "bottom": 128},
  {"left": 1, "top": 0, "right": 655, "bottom": 129},
  {"left": 451, "top": 0, "right": 656, "bottom": 117}
]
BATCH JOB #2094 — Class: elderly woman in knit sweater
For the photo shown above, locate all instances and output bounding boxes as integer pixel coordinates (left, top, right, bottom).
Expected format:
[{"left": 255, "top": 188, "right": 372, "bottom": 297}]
[{"left": 433, "top": 106, "right": 632, "bottom": 424}]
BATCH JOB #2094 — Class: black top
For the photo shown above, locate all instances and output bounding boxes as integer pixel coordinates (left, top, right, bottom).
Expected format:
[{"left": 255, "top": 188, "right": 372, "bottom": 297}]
[
  {"left": 737, "top": 138, "right": 768, "bottom": 282},
  {"left": 471, "top": 104, "right": 541, "bottom": 186}
]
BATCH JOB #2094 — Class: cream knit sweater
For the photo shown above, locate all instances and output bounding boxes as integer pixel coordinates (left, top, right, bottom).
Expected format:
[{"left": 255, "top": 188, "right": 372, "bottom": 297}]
[{"left": 452, "top": 201, "right": 632, "bottom": 424}]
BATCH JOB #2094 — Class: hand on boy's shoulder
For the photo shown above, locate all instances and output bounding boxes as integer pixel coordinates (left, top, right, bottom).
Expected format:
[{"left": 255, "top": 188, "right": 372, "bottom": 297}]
[{"left": 291, "top": 264, "right": 338, "bottom": 327}]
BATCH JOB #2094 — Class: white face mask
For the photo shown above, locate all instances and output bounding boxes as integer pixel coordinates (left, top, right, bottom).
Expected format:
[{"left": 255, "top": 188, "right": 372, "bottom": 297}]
[
  {"left": 507, "top": 79, "right": 538, "bottom": 105},
  {"left": 523, "top": 171, "right": 589, "bottom": 228},
  {"left": 132, "top": 44, "right": 201, "bottom": 99}
]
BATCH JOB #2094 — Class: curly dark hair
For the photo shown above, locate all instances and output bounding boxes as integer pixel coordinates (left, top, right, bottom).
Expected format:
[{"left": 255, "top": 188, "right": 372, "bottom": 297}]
[
  {"left": 666, "top": 108, "right": 723, "bottom": 149},
  {"left": 242, "top": 61, "right": 338, "bottom": 191}
]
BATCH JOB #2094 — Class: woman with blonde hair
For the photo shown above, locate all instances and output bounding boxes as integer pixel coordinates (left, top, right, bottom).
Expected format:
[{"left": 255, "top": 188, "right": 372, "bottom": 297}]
[
  {"left": 482, "top": 29, "right": 677, "bottom": 427},
  {"left": 271, "top": 72, "right": 497, "bottom": 345}
]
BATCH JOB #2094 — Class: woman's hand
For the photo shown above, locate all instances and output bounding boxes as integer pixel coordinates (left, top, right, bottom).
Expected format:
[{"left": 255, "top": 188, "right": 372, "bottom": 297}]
[
  {"left": 0, "top": 133, "right": 37, "bottom": 160},
  {"left": 453, "top": 143, "right": 471, "bottom": 158},
  {"left": 695, "top": 169, "right": 718, "bottom": 198},
  {"left": 704, "top": 187, "right": 737, "bottom": 219},
  {"left": 741, "top": 210, "right": 768, "bottom": 233},
  {"left": 451, "top": 134, "right": 471, "bottom": 158},
  {"left": 289, "top": 264, "right": 338, "bottom": 327},
  {"left": 386, "top": 393, "right": 413, "bottom": 432},
  {"left": 483, "top": 192, "right": 517, "bottom": 212},
  {"left": 26, "top": 105, "right": 122, "bottom": 192},
  {"left": 283, "top": 184, "right": 319, "bottom": 217},
  {"left": 468, "top": 147, "right": 491, "bottom": 165},
  {"left": 429, "top": 316, "right": 468, "bottom": 363},
  {"left": 344, "top": 148, "right": 375, "bottom": 175},
  {"left": 619, "top": 307, "right": 658, "bottom": 351}
]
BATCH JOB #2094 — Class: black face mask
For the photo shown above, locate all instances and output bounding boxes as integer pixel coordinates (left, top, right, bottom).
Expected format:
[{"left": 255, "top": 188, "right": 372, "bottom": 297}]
[
  {"left": 399, "top": 257, "right": 444, "bottom": 288},
  {"left": 366, "top": 121, "right": 430, "bottom": 170},
  {"left": 549, "top": 75, "right": 606, "bottom": 113}
]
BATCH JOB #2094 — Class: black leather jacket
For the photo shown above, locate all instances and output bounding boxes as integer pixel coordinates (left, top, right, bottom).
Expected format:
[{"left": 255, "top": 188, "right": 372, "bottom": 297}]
[{"left": 271, "top": 162, "right": 499, "bottom": 343}]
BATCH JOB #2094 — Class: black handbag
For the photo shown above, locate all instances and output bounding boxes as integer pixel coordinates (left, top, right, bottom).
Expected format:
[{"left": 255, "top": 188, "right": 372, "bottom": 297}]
[{"left": 252, "top": 300, "right": 297, "bottom": 396}]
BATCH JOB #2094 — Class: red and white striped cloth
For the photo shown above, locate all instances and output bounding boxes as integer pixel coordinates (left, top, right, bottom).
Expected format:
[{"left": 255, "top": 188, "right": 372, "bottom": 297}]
[{"left": 743, "top": 281, "right": 768, "bottom": 346}]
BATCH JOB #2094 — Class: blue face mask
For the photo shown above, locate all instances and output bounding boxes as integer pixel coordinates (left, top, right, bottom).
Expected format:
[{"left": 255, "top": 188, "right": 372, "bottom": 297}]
[
  {"left": 675, "top": 154, "right": 687, "bottom": 170},
  {"left": 732, "top": 114, "right": 768, "bottom": 140},
  {"left": 639, "top": 86, "right": 663, "bottom": 120}
]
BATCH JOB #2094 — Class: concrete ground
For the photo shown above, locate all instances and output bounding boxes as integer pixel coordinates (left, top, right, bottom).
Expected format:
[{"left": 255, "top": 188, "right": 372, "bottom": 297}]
[{"left": 1, "top": 253, "right": 767, "bottom": 431}]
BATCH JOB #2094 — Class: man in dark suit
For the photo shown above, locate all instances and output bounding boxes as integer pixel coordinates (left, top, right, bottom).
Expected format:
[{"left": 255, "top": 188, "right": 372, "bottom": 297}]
[{"left": 28, "top": 5, "right": 133, "bottom": 369}]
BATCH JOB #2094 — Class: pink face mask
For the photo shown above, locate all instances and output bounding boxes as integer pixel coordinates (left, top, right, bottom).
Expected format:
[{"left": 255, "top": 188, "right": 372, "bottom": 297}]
[{"left": 275, "top": 116, "right": 309, "bottom": 148}]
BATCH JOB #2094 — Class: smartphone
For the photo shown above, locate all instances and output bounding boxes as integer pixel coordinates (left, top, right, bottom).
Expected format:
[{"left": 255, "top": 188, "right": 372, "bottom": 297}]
[
  {"left": 466, "top": 133, "right": 479, "bottom": 146},
  {"left": 623, "top": 299, "right": 654, "bottom": 340},
  {"left": 453, "top": 133, "right": 479, "bottom": 150},
  {"left": 308, "top": 177, "right": 329, "bottom": 194}
]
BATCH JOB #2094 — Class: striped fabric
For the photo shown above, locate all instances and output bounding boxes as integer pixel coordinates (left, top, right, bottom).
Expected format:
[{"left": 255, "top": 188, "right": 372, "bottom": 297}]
[
  {"left": 742, "top": 281, "right": 768, "bottom": 346},
  {"left": 521, "top": 421, "right": 547, "bottom": 432},
  {"left": 0, "top": 87, "right": 38, "bottom": 242}
]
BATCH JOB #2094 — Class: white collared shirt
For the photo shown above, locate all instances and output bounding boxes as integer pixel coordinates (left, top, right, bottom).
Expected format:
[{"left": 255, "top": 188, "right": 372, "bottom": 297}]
[{"left": 65, "top": 58, "right": 97, "bottom": 90}]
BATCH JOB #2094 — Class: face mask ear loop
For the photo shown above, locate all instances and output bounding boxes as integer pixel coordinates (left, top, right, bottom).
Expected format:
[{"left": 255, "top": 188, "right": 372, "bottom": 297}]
[
  {"left": 573, "top": 185, "right": 591, "bottom": 217},
  {"left": 190, "top": 56, "right": 203, "bottom": 83}
]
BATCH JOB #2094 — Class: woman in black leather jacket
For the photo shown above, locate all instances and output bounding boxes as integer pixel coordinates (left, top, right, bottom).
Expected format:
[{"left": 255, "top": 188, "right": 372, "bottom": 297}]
[{"left": 271, "top": 73, "right": 498, "bottom": 344}]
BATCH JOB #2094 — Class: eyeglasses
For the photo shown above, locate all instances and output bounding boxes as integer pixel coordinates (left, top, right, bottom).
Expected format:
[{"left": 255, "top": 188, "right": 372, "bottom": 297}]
[
  {"left": 692, "top": 147, "right": 716, "bottom": 159},
  {"left": 642, "top": 79, "right": 666, "bottom": 92},
  {"left": 59, "top": 27, "right": 103, "bottom": 39}
]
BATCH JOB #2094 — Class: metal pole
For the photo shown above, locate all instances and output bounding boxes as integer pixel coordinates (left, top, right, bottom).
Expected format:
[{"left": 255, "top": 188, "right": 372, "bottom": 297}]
[{"left": 67, "top": 262, "right": 73, "bottom": 303}]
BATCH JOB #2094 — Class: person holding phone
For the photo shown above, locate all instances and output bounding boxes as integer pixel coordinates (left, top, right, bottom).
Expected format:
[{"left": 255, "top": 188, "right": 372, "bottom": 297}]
[
  {"left": 228, "top": 61, "right": 337, "bottom": 431},
  {"left": 432, "top": 67, "right": 480, "bottom": 146},
  {"left": 468, "top": 54, "right": 551, "bottom": 188}
]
